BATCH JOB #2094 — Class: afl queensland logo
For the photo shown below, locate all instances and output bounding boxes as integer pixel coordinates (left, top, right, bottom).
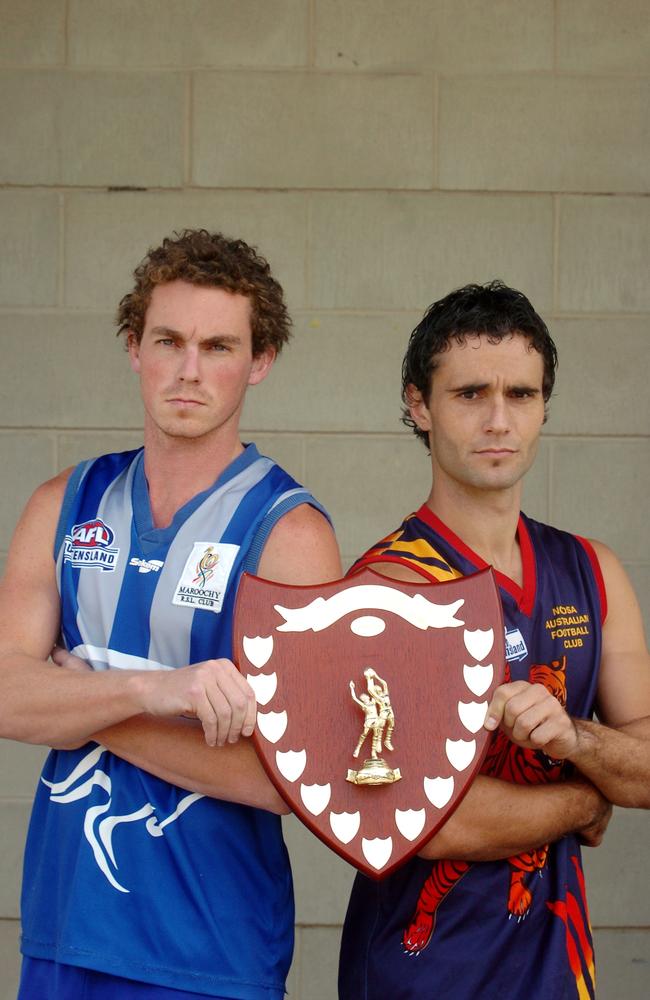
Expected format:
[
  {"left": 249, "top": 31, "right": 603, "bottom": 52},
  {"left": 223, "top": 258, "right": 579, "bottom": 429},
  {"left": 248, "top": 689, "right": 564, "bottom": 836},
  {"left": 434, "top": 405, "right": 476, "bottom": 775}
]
[{"left": 63, "top": 518, "right": 120, "bottom": 572}]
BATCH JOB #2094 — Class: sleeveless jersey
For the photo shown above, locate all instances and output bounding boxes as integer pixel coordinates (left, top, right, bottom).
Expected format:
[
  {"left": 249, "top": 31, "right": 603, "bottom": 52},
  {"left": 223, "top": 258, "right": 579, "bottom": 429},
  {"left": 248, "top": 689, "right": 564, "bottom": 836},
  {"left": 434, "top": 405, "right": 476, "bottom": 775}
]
[
  {"left": 21, "top": 444, "right": 329, "bottom": 999},
  {"left": 339, "top": 505, "right": 606, "bottom": 1000}
]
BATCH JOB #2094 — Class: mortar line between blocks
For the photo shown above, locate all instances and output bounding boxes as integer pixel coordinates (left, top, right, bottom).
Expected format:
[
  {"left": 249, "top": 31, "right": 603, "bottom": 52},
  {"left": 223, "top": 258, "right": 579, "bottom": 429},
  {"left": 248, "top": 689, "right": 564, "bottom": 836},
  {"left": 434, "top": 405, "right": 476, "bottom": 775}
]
[
  {"left": 58, "top": 192, "right": 66, "bottom": 308},
  {"left": 184, "top": 72, "right": 193, "bottom": 186},
  {"left": 552, "top": 194, "right": 561, "bottom": 313}
]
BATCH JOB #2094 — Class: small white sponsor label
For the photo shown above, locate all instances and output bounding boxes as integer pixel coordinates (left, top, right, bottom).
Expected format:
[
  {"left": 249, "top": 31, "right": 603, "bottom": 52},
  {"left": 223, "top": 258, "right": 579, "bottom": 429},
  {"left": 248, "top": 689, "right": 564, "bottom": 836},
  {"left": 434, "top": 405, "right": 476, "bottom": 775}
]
[
  {"left": 129, "top": 558, "right": 164, "bottom": 574},
  {"left": 504, "top": 626, "right": 528, "bottom": 663},
  {"left": 172, "top": 542, "right": 239, "bottom": 613}
]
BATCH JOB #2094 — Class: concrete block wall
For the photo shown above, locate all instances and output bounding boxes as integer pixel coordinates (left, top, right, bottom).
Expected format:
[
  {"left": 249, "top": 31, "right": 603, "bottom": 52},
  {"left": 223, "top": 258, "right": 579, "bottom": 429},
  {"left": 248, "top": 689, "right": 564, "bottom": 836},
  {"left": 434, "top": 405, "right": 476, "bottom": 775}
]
[{"left": 0, "top": 2, "right": 648, "bottom": 997}]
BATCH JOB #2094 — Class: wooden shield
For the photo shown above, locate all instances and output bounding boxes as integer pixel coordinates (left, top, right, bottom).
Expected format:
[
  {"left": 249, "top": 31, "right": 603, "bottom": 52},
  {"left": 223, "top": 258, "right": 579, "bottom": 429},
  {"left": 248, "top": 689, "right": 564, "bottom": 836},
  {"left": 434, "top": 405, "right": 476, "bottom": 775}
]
[{"left": 233, "top": 567, "right": 505, "bottom": 879}]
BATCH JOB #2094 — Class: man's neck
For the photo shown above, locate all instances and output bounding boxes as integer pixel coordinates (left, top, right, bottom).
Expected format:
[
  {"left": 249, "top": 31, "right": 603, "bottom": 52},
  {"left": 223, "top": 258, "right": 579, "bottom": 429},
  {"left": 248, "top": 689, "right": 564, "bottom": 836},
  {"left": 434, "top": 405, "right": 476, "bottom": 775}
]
[
  {"left": 425, "top": 481, "right": 524, "bottom": 585},
  {"left": 142, "top": 429, "right": 245, "bottom": 529}
]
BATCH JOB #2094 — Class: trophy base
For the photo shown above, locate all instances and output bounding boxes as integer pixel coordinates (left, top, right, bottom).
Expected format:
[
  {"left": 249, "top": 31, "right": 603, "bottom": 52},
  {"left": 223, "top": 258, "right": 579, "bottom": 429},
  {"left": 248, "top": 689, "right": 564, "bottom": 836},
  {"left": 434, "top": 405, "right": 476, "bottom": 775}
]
[{"left": 347, "top": 758, "right": 402, "bottom": 785}]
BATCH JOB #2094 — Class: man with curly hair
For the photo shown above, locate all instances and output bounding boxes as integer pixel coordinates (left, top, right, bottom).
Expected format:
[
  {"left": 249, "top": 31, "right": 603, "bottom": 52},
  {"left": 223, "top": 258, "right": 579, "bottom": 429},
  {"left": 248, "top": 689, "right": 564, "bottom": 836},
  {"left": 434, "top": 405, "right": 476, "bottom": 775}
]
[{"left": 0, "top": 230, "right": 340, "bottom": 1000}]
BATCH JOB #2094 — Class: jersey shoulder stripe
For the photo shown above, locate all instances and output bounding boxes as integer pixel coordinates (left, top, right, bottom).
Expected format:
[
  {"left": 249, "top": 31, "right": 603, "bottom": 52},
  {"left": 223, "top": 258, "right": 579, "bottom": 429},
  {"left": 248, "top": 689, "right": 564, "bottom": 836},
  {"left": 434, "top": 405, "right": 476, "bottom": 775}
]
[{"left": 350, "top": 514, "right": 461, "bottom": 583}]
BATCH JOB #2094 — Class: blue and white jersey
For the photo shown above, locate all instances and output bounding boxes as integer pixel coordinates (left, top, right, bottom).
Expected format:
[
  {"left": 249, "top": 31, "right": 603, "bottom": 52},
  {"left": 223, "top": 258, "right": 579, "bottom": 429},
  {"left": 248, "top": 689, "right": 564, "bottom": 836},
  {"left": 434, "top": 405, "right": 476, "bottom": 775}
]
[{"left": 21, "top": 444, "right": 328, "bottom": 999}]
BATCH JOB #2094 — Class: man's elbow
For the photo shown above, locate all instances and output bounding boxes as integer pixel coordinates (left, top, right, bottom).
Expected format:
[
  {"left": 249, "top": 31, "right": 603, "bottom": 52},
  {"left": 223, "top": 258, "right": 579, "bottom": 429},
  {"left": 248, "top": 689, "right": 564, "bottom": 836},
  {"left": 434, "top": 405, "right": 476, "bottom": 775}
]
[
  {"left": 614, "top": 786, "right": 650, "bottom": 811},
  {"left": 0, "top": 710, "right": 50, "bottom": 747},
  {"left": 261, "top": 787, "right": 291, "bottom": 816}
]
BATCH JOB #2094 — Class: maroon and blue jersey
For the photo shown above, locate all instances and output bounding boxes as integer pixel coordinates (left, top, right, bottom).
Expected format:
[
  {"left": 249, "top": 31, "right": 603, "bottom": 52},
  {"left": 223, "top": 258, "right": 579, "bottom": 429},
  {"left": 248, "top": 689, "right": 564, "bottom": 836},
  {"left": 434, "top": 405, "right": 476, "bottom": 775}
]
[{"left": 339, "top": 505, "right": 606, "bottom": 1000}]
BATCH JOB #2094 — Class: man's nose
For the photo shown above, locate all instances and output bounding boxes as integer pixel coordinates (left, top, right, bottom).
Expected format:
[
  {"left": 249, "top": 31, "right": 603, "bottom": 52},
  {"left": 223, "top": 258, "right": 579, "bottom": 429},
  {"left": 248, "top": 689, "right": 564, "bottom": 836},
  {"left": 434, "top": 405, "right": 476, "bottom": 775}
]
[
  {"left": 177, "top": 347, "right": 201, "bottom": 382},
  {"left": 483, "top": 395, "right": 510, "bottom": 433}
]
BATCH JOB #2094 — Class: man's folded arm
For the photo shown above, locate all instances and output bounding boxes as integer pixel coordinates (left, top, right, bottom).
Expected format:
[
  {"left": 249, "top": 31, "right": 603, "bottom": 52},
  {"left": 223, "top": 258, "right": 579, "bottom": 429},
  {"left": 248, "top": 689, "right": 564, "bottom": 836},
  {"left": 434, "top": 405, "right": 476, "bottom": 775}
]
[
  {"left": 0, "top": 472, "right": 139, "bottom": 747},
  {"left": 96, "top": 714, "right": 290, "bottom": 814},
  {"left": 91, "top": 504, "right": 342, "bottom": 812},
  {"left": 362, "top": 558, "right": 613, "bottom": 864},
  {"left": 417, "top": 773, "right": 611, "bottom": 862},
  {"left": 484, "top": 542, "right": 650, "bottom": 809}
]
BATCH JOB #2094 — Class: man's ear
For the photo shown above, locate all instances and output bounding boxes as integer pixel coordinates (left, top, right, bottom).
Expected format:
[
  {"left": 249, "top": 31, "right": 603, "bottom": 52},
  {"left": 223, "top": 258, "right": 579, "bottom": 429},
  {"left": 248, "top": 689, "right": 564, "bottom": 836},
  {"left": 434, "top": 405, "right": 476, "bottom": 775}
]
[
  {"left": 127, "top": 332, "right": 141, "bottom": 374},
  {"left": 248, "top": 347, "right": 276, "bottom": 387},
  {"left": 405, "top": 384, "right": 432, "bottom": 432}
]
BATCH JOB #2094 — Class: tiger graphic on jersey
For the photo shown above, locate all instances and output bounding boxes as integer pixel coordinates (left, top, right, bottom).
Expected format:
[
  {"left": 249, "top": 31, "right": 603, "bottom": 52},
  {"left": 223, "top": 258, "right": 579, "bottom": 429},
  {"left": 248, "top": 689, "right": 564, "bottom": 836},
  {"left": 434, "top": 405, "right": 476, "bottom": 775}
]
[
  {"left": 342, "top": 508, "right": 604, "bottom": 1000},
  {"left": 403, "top": 656, "right": 568, "bottom": 954}
]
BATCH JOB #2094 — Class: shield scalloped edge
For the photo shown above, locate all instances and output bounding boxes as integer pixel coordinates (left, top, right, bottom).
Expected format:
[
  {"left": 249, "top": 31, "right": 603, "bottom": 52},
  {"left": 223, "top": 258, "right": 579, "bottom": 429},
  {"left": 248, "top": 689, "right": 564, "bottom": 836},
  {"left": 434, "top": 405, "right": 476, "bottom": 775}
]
[{"left": 233, "top": 567, "right": 505, "bottom": 880}]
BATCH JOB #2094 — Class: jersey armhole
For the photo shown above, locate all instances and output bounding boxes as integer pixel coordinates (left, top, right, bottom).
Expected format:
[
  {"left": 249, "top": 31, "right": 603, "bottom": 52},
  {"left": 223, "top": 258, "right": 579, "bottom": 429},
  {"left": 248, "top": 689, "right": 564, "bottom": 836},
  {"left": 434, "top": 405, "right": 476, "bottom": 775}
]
[
  {"left": 53, "top": 461, "right": 93, "bottom": 559},
  {"left": 242, "top": 491, "right": 331, "bottom": 575},
  {"left": 348, "top": 553, "right": 444, "bottom": 584},
  {"left": 576, "top": 535, "right": 608, "bottom": 625}
]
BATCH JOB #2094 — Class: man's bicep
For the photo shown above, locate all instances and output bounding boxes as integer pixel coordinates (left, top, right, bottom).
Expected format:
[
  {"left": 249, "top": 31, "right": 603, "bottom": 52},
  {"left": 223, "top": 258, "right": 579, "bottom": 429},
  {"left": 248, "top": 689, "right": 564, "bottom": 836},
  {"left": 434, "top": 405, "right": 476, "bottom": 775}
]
[
  {"left": 0, "top": 475, "right": 68, "bottom": 661},
  {"left": 591, "top": 539, "right": 650, "bottom": 728},
  {"left": 257, "top": 503, "right": 342, "bottom": 585}
]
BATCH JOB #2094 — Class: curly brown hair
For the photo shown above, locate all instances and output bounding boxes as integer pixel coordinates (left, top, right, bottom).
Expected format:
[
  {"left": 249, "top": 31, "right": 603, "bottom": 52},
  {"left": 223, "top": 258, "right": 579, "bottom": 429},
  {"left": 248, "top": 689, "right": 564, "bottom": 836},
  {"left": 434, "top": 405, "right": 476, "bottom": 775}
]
[{"left": 116, "top": 229, "right": 291, "bottom": 355}]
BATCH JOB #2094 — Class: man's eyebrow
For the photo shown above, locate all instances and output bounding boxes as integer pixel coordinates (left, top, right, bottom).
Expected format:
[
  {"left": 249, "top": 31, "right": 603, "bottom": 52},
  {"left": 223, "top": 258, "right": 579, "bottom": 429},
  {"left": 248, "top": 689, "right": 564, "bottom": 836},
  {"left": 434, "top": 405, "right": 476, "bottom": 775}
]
[
  {"left": 149, "top": 326, "right": 183, "bottom": 339},
  {"left": 149, "top": 326, "right": 241, "bottom": 344},
  {"left": 447, "top": 381, "right": 541, "bottom": 394},
  {"left": 201, "top": 333, "right": 242, "bottom": 345},
  {"left": 447, "top": 381, "right": 490, "bottom": 393},
  {"left": 508, "top": 383, "right": 541, "bottom": 394}
]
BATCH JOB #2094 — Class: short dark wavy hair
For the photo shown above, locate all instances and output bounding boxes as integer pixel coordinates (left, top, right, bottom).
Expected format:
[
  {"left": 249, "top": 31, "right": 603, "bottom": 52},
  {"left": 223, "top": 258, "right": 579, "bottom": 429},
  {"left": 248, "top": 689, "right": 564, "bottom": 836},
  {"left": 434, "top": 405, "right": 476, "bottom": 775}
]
[
  {"left": 402, "top": 280, "right": 558, "bottom": 448},
  {"left": 117, "top": 229, "right": 291, "bottom": 356}
]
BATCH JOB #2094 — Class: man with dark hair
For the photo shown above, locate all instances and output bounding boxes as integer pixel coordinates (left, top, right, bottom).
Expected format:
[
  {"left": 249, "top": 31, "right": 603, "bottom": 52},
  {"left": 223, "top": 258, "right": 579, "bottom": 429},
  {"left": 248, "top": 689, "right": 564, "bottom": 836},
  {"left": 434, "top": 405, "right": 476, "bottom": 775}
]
[
  {"left": 0, "top": 230, "right": 340, "bottom": 1000},
  {"left": 339, "top": 280, "right": 650, "bottom": 1000}
]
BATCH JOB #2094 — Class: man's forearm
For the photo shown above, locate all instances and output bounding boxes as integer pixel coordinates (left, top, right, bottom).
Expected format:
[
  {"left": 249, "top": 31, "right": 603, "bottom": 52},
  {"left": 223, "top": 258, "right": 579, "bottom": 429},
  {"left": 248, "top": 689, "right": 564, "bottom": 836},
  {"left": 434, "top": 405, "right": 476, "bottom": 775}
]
[
  {"left": 4, "top": 650, "right": 259, "bottom": 750},
  {"left": 418, "top": 774, "right": 609, "bottom": 862},
  {"left": 96, "top": 715, "right": 289, "bottom": 814},
  {"left": 0, "top": 653, "right": 152, "bottom": 746},
  {"left": 569, "top": 716, "right": 650, "bottom": 809}
]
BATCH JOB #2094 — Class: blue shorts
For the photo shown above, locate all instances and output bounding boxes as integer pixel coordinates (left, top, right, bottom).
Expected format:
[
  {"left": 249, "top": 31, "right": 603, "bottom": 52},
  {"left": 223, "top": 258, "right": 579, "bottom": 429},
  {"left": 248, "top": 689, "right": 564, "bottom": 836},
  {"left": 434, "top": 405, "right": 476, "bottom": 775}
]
[{"left": 18, "top": 958, "right": 232, "bottom": 1000}]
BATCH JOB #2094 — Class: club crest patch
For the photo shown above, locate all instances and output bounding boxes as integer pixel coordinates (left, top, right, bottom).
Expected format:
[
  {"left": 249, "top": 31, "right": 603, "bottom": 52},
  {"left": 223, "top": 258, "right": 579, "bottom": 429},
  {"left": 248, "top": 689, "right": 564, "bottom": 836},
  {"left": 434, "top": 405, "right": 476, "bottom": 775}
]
[
  {"left": 172, "top": 542, "right": 239, "bottom": 613},
  {"left": 63, "top": 518, "right": 120, "bottom": 572}
]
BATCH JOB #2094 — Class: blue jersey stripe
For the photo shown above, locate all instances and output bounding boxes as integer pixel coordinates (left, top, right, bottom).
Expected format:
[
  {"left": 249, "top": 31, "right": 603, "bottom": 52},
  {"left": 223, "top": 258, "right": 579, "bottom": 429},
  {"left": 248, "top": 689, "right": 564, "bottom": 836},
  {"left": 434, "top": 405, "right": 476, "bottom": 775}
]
[
  {"left": 54, "top": 460, "right": 92, "bottom": 557},
  {"left": 56, "top": 460, "right": 95, "bottom": 652},
  {"left": 242, "top": 489, "right": 331, "bottom": 575},
  {"left": 57, "top": 453, "right": 137, "bottom": 653},
  {"left": 187, "top": 462, "right": 305, "bottom": 664},
  {"left": 27, "top": 444, "right": 320, "bottom": 995},
  {"left": 107, "top": 517, "right": 159, "bottom": 658},
  {"left": 219, "top": 463, "right": 279, "bottom": 546}
]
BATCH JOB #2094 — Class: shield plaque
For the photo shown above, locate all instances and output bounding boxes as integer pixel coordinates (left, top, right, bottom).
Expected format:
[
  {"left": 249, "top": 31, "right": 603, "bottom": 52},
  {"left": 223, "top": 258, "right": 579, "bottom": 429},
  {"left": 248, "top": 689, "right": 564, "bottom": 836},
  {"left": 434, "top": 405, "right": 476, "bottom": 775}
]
[{"left": 233, "top": 567, "right": 505, "bottom": 879}]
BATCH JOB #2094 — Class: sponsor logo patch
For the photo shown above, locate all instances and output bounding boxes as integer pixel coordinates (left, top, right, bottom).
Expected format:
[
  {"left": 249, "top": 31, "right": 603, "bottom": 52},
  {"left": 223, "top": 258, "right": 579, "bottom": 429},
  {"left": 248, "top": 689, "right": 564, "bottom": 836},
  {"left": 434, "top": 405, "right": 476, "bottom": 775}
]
[
  {"left": 504, "top": 626, "right": 528, "bottom": 663},
  {"left": 129, "top": 557, "right": 164, "bottom": 574},
  {"left": 63, "top": 518, "right": 120, "bottom": 572},
  {"left": 172, "top": 542, "right": 239, "bottom": 613}
]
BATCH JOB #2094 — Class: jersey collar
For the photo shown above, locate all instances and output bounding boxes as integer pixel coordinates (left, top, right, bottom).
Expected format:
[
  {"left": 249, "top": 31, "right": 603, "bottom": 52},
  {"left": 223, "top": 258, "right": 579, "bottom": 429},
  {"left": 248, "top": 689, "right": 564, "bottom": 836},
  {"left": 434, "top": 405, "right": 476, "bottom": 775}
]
[
  {"left": 415, "top": 504, "right": 537, "bottom": 616},
  {"left": 132, "top": 443, "right": 261, "bottom": 543}
]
